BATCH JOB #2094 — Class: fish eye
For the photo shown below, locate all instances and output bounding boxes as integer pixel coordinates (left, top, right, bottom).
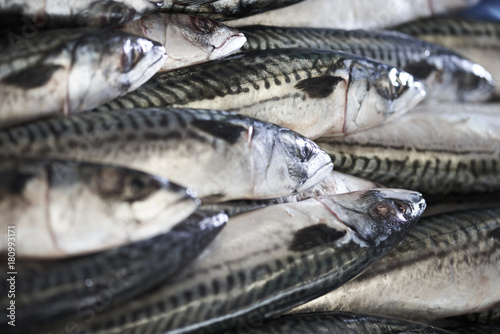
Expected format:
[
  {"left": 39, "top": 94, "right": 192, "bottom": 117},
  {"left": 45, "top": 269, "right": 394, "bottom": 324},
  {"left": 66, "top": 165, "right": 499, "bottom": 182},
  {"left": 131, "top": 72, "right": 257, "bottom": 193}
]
[
  {"left": 191, "top": 17, "right": 216, "bottom": 34},
  {"left": 105, "top": 3, "right": 129, "bottom": 25},
  {"left": 376, "top": 68, "right": 408, "bottom": 100},
  {"left": 123, "top": 174, "right": 158, "bottom": 202},
  {"left": 120, "top": 42, "right": 144, "bottom": 73},
  {"left": 299, "top": 142, "right": 314, "bottom": 162},
  {"left": 392, "top": 200, "right": 408, "bottom": 215}
]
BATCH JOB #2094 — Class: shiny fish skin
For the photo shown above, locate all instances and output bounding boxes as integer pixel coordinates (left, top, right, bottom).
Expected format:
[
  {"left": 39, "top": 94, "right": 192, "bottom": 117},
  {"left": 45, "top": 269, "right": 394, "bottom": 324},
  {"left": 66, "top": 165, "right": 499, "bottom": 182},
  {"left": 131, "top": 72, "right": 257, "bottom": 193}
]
[
  {"left": 393, "top": 17, "right": 500, "bottom": 97},
  {"left": 117, "top": 13, "right": 246, "bottom": 72},
  {"left": 0, "top": 108, "right": 333, "bottom": 201},
  {"left": 316, "top": 109, "right": 500, "bottom": 196},
  {"left": 36, "top": 189, "right": 425, "bottom": 334},
  {"left": 159, "top": 0, "right": 305, "bottom": 21},
  {"left": 97, "top": 49, "right": 425, "bottom": 139},
  {"left": 0, "top": 29, "right": 166, "bottom": 126},
  {"left": 0, "top": 210, "right": 227, "bottom": 330},
  {"left": 239, "top": 26, "right": 494, "bottom": 103},
  {"left": 0, "top": 159, "right": 198, "bottom": 258},
  {"left": 289, "top": 207, "right": 500, "bottom": 323}
]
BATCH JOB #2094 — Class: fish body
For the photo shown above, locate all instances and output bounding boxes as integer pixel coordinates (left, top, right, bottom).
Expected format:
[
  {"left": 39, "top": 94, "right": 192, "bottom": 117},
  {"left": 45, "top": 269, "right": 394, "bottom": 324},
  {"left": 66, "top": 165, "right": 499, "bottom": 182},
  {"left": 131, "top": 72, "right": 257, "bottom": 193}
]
[
  {"left": 98, "top": 49, "right": 425, "bottom": 139},
  {"left": 0, "top": 210, "right": 226, "bottom": 330},
  {"left": 38, "top": 189, "right": 425, "bottom": 333},
  {"left": 228, "top": 0, "right": 480, "bottom": 30},
  {"left": 0, "top": 108, "right": 333, "bottom": 201},
  {"left": 117, "top": 13, "right": 246, "bottom": 72},
  {"left": 316, "top": 108, "right": 500, "bottom": 195},
  {"left": 0, "top": 29, "right": 165, "bottom": 126},
  {"left": 289, "top": 207, "right": 500, "bottom": 323},
  {"left": 394, "top": 17, "right": 500, "bottom": 97},
  {"left": 239, "top": 26, "right": 494, "bottom": 103},
  {"left": 0, "top": 159, "right": 198, "bottom": 259}
]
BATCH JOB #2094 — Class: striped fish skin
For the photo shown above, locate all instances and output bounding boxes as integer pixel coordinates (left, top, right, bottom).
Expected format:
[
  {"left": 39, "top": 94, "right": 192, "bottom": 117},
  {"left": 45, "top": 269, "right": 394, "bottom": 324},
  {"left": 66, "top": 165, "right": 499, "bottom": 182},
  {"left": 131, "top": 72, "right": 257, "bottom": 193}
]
[
  {"left": 0, "top": 29, "right": 166, "bottom": 126},
  {"left": 393, "top": 17, "right": 500, "bottom": 97},
  {"left": 117, "top": 13, "right": 246, "bottom": 72},
  {"left": 97, "top": 49, "right": 425, "bottom": 139},
  {"left": 37, "top": 189, "right": 425, "bottom": 334},
  {"left": 220, "top": 312, "right": 454, "bottom": 334},
  {"left": 159, "top": 0, "right": 305, "bottom": 21},
  {"left": 316, "top": 108, "right": 500, "bottom": 196},
  {"left": 447, "top": 324, "right": 500, "bottom": 334},
  {"left": 289, "top": 207, "right": 500, "bottom": 323},
  {"left": 239, "top": 26, "right": 494, "bottom": 103},
  {"left": 0, "top": 210, "right": 227, "bottom": 331},
  {"left": 0, "top": 108, "right": 332, "bottom": 201},
  {"left": 0, "top": 159, "right": 198, "bottom": 259}
]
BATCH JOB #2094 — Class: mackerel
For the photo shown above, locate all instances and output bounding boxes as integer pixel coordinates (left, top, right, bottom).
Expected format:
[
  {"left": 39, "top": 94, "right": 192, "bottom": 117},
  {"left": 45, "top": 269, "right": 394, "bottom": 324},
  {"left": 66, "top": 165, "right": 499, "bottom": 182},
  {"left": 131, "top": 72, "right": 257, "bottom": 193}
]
[
  {"left": 289, "top": 207, "right": 500, "bottom": 323},
  {"left": 239, "top": 26, "right": 494, "bottom": 103},
  {"left": 316, "top": 108, "right": 500, "bottom": 195},
  {"left": 36, "top": 189, "right": 425, "bottom": 334},
  {"left": 97, "top": 49, "right": 425, "bottom": 139},
  {"left": 0, "top": 158, "right": 198, "bottom": 258},
  {"left": 117, "top": 13, "right": 246, "bottom": 72},
  {"left": 0, "top": 108, "right": 333, "bottom": 201},
  {"left": 393, "top": 17, "right": 500, "bottom": 97},
  {"left": 0, "top": 211, "right": 226, "bottom": 330}
]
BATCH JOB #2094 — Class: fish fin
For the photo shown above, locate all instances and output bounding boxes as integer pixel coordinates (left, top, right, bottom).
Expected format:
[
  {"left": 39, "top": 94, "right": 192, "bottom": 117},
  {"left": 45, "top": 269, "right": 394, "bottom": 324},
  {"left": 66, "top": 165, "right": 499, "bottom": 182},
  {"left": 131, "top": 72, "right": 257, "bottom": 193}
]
[
  {"left": 191, "top": 119, "right": 247, "bottom": 144},
  {"left": 294, "top": 75, "right": 344, "bottom": 99},
  {"left": 2, "top": 64, "right": 63, "bottom": 89},
  {"left": 289, "top": 223, "right": 347, "bottom": 252}
]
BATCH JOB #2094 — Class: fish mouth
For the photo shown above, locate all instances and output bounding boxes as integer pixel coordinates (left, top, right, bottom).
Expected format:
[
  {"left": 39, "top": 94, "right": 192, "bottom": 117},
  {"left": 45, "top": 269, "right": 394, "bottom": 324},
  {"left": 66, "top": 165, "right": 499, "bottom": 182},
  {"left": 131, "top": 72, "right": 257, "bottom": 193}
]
[
  {"left": 127, "top": 49, "right": 166, "bottom": 92},
  {"left": 210, "top": 33, "right": 247, "bottom": 60},
  {"left": 296, "top": 161, "right": 334, "bottom": 193}
]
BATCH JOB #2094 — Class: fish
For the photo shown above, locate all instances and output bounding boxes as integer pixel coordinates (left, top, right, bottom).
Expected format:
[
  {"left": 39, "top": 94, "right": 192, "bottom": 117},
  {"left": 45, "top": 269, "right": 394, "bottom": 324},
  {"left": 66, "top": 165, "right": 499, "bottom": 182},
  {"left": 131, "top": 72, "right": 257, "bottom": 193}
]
[
  {"left": 0, "top": 108, "right": 333, "bottom": 202},
  {"left": 0, "top": 210, "right": 227, "bottom": 330},
  {"left": 227, "top": 0, "right": 480, "bottom": 30},
  {"left": 393, "top": 17, "right": 500, "bottom": 98},
  {"left": 288, "top": 207, "right": 500, "bottom": 323},
  {"left": 97, "top": 49, "right": 426, "bottom": 139},
  {"left": 0, "top": 158, "right": 198, "bottom": 259},
  {"left": 117, "top": 13, "right": 247, "bottom": 72},
  {"left": 159, "top": 0, "right": 305, "bottom": 21},
  {"left": 0, "top": 28, "right": 166, "bottom": 126},
  {"left": 447, "top": 324, "right": 500, "bottom": 334},
  {"left": 34, "top": 189, "right": 425, "bottom": 334},
  {"left": 0, "top": 0, "right": 160, "bottom": 28},
  {"left": 315, "top": 107, "right": 500, "bottom": 196},
  {"left": 238, "top": 25, "right": 494, "bottom": 103}
]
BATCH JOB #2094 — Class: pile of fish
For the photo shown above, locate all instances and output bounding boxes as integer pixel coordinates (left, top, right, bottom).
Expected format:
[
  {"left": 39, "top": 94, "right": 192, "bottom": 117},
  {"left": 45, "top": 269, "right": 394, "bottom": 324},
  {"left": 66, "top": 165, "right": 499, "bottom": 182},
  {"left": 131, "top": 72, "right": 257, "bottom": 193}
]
[{"left": 0, "top": 0, "right": 499, "bottom": 333}]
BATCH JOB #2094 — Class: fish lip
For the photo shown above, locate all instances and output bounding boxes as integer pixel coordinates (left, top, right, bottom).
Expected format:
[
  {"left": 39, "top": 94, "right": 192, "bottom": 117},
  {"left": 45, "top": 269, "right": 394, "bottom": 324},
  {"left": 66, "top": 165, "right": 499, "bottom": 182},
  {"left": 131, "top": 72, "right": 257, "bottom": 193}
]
[
  {"left": 210, "top": 33, "right": 247, "bottom": 60},
  {"left": 296, "top": 161, "right": 334, "bottom": 193}
]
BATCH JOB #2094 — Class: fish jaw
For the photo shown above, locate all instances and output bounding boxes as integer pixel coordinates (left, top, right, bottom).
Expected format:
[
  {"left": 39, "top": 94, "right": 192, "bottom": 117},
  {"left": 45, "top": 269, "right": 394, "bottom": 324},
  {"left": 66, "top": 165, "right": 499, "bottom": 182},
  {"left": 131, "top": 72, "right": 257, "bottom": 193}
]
[{"left": 209, "top": 32, "right": 247, "bottom": 60}]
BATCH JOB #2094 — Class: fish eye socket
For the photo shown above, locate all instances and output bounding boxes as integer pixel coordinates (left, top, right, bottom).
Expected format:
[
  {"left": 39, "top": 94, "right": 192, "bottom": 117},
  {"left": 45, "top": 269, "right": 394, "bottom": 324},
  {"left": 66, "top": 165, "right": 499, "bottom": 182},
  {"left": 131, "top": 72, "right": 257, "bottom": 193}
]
[
  {"left": 106, "top": 4, "right": 129, "bottom": 25},
  {"left": 191, "top": 17, "right": 216, "bottom": 34},
  {"left": 392, "top": 200, "right": 408, "bottom": 215},
  {"left": 121, "top": 43, "right": 144, "bottom": 73},
  {"left": 124, "top": 175, "right": 156, "bottom": 201}
]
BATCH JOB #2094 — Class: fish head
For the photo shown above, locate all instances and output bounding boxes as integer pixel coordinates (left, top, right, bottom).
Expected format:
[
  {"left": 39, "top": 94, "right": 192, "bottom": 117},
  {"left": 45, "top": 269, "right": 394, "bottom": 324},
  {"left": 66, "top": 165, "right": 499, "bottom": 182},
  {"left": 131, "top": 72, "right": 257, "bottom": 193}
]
[
  {"left": 450, "top": 58, "right": 495, "bottom": 102},
  {"left": 164, "top": 14, "right": 246, "bottom": 68},
  {"left": 316, "top": 189, "right": 426, "bottom": 248},
  {"left": 342, "top": 58, "right": 426, "bottom": 135}
]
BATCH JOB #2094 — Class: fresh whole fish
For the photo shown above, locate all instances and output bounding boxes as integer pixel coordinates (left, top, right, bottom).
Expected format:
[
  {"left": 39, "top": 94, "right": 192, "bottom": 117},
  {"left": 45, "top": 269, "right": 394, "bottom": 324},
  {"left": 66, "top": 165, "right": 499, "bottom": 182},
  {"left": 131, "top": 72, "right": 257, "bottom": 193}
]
[
  {"left": 117, "top": 13, "right": 246, "bottom": 72},
  {"left": 227, "top": 0, "right": 480, "bottom": 30},
  {"left": 0, "top": 210, "right": 227, "bottom": 330},
  {"left": 36, "top": 189, "right": 425, "bottom": 334},
  {"left": 97, "top": 49, "right": 426, "bottom": 139},
  {"left": 0, "top": 159, "right": 198, "bottom": 259},
  {"left": 393, "top": 17, "right": 500, "bottom": 97},
  {"left": 0, "top": 29, "right": 165, "bottom": 126},
  {"left": 316, "top": 108, "right": 500, "bottom": 195},
  {"left": 239, "top": 26, "right": 494, "bottom": 103},
  {"left": 0, "top": 108, "right": 333, "bottom": 202},
  {"left": 289, "top": 207, "right": 500, "bottom": 323},
  {"left": 159, "top": 0, "right": 305, "bottom": 21}
]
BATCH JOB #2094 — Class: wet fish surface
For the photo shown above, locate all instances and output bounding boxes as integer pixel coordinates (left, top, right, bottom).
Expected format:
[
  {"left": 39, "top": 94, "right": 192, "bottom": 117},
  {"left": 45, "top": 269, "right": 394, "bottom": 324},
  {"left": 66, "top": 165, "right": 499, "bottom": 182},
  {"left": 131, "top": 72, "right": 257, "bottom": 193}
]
[
  {"left": 97, "top": 49, "right": 425, "bottom": 139},
  {"left": 35, "top": 189, "right": 425, "bottom": 334},
  {"left": 117, "top": 13, "right": 246, "bottom": 72},
  {"left": 393, "top": 17, "right": 500, "bottom": 97},
  {"left": 316, "top": 108, "right": 500, "bottom": 196},
  {"left": 0, "top": 28, "right": 165, "bottom": 126},
  {"left": 0, "top": 108, "right": 333, "bottom": 201},
  {"left": 0, "top": 158, "right": 198, "bottom": 258},
  {"left": 289, "top": 207, "right": 500, "bottom": 323},
  {"left": 239, "top": 25, "right": 494, "bottom": 103},
  {"left": 0, "top": 210, "right": 227, "bottom": 330}
]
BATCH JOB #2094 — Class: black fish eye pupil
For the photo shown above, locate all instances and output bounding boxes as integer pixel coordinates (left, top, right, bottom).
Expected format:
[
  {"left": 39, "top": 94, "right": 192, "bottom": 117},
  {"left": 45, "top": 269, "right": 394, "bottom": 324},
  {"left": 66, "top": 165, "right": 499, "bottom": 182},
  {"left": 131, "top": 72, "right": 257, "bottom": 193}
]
[{"left": 130, "top": 178, "right": 146, "bottom": 194}]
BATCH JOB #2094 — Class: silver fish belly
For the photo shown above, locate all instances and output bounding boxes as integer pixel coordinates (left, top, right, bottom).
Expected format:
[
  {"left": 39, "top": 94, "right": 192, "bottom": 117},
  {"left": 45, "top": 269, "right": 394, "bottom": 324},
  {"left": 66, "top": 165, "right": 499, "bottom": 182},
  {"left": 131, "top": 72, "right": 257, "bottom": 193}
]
[
  {"left": 117, "top": 13, "right": 246, "bottom": 72},
  {"left": 239, "top": 26, "right": 494, "bottom": 103},
  {"left": 289, "top": 207, "right": 500, "bottom": 323},
  {"left": 0, "top": 108, "right": 332, "bottom": 201},
  {"left": 36, "top": 189, "right": 425, "bottom": 334},
  {"left": 0, "top": 29, "right": 166, "bottom": 126},
  {"left": 0, "top": 158, "right": 198, "bottom": 259},
  {"left": 97, "top": 49, "right": 425, "bottom": 139}
]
